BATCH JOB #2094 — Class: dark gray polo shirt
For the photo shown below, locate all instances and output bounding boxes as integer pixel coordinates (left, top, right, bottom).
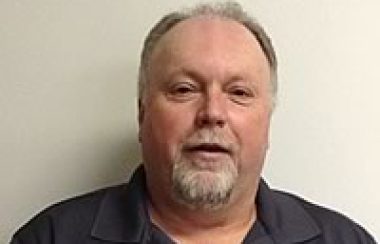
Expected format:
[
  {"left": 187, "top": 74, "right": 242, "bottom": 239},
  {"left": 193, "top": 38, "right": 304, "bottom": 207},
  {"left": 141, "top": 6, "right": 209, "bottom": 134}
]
[{"left": 11, "top": 166, "right": 376, "bottom": 243}]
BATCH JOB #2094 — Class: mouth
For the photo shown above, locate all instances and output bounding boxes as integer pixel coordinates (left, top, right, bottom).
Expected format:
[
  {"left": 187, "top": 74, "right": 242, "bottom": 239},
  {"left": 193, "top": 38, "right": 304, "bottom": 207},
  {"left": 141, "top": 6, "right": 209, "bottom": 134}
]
[
  {"left": 182, "top": 142, "right": 233, "bottom": 170},
  {"left": 184, "top": 143, "right": 231, "bottom": 154}
]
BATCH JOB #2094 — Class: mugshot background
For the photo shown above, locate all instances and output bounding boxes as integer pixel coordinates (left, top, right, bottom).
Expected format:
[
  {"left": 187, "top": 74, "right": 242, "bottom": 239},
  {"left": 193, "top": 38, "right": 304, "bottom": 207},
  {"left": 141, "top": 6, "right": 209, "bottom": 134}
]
[{"left": 1, "top": 0, "right": 379, "bottom": 242}]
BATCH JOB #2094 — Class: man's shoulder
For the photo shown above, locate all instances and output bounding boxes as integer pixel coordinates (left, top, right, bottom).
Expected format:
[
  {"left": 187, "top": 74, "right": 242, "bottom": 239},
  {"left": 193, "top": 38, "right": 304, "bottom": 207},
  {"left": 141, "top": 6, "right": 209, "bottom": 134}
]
[
  {"left": 19, "top": 184, "right": 125, "bottom": 225},
  {"left": 271, "top": 188, "right": 376, "bottom": 243},
  {"left": 11, "top": 184, "right": 127, "bottom": 243}
]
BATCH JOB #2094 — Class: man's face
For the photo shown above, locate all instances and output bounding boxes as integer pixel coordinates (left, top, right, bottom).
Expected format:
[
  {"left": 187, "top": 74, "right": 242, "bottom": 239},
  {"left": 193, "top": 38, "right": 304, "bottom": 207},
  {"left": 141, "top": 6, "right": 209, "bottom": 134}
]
[{"left": 139, "top": 17, "right": 272, "bottom": 209}]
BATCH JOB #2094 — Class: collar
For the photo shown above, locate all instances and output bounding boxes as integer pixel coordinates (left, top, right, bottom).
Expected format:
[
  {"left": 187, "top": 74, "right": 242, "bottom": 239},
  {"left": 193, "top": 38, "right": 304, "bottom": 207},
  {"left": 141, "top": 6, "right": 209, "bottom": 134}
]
[
  {"left": 90, "top": 166, "right": 321, "bottom": 243},
  {"left": 91, "top": 166, "right": 150, "bottom": 243}
]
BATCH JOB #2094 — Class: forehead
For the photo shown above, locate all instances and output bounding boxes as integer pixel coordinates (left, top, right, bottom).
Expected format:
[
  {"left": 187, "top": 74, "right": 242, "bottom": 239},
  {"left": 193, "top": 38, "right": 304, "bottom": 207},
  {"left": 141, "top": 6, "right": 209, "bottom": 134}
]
[{"left": 148, "top": 16, "right": 270, "bottom": 83}]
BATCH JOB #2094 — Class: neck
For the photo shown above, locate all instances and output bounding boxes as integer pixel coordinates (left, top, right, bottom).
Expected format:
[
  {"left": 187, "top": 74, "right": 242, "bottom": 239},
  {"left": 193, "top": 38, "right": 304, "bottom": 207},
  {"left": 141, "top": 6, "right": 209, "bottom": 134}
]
[{"left": 148, "top": 187, "right": 258, "bottom": 243}]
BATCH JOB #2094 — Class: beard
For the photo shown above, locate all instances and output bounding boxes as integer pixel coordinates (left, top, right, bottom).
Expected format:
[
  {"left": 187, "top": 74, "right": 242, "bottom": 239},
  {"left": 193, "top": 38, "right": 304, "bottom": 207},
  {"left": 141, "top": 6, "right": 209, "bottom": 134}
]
[{"left": 171, "top": 129, "right": 239, "bottom": 210}]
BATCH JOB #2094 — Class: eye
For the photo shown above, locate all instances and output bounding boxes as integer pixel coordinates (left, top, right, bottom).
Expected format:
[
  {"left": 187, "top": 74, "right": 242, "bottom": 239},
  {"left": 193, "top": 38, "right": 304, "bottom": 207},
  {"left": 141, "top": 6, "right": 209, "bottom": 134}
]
[
  {"left": 166, "top": 81, "right": 199, "bottom": 101},
  {"left": 172, "top": 84, "right": 194, "bottom": 94},
  {"left": 227, "top": 85, "right": 255, "bottom": 105},
  {"left": 231, "top": 88, "right": 252, "bottom": 97}
]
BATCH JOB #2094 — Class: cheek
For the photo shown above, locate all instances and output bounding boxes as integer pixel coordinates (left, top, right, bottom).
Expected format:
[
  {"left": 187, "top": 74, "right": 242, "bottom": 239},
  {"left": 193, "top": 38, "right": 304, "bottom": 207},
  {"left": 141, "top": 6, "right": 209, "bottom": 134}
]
[
  {"left": 231, "top": 109, "right": 270, "bottom": 160},
  {"left": 140, "top": 101, "right": 195, "bottom": 157}
]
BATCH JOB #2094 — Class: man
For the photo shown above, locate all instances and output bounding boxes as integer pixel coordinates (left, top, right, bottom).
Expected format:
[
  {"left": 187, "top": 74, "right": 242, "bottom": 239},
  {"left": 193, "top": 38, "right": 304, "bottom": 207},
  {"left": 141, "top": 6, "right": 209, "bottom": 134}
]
[{"left": 11, "top": 2, "right": 376, "bottom": 244}]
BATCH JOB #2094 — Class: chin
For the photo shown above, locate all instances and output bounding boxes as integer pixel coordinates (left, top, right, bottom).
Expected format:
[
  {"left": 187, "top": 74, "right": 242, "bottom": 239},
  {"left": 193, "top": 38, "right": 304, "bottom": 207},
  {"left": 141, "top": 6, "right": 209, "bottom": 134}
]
[{"left": 171, "top": 159, "right": 238, "bottom": 210}]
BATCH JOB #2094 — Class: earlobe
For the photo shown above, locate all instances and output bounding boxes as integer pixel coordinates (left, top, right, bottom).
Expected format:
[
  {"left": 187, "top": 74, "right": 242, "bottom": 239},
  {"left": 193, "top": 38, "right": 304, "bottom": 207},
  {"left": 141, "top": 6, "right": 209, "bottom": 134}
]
[{"left": 138, "top": 129, "right": 142, "bottom": 142}]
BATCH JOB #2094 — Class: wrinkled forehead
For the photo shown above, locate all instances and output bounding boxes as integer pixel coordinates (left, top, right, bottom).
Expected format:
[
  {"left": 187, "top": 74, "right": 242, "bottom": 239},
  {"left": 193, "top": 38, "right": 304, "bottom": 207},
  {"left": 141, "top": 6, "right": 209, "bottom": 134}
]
[
  {"left": 146, "top": 16, "right": 271, "bottom": 88},
  {"left": 150, "top": 16, "right": 267, "bottom": 63}
]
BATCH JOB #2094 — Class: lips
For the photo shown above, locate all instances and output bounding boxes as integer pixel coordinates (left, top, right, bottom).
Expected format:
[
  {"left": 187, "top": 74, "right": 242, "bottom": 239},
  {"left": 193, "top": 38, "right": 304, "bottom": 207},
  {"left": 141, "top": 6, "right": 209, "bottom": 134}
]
[{"left": 184, "top": 143, "right": 230, "bottom": 154}]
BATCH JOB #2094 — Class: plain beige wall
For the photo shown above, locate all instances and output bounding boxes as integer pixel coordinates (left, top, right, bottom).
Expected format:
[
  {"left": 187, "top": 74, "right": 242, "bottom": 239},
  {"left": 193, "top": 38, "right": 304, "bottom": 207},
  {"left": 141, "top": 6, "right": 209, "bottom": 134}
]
[{"left": 1, "top": 0, "right": 379, "bottom": 242}]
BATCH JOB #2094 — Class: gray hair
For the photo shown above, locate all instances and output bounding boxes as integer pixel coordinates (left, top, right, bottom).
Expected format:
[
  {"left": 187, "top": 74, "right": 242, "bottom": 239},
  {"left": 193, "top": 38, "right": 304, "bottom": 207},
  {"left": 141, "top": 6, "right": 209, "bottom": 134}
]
[{"left": 138, "top": 1, "right": 278, "bottom": 107}]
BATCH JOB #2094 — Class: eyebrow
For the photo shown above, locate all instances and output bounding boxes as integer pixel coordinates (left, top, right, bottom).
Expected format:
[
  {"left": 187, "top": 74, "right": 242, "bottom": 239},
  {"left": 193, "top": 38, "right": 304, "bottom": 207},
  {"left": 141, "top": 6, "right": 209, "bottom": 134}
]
[{"left": 173, "top": 67, "right": 249, "bottom": 84}]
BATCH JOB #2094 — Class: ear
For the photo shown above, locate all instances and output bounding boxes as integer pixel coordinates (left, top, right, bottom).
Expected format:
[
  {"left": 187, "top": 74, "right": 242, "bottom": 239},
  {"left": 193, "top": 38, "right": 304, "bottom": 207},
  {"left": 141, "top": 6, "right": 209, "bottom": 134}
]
[
  {"left": 138, "top": 98, "right": 145, "bottom": 124},
  {"left": 138, "top": 98, "right": 144, "bottom": 142}
]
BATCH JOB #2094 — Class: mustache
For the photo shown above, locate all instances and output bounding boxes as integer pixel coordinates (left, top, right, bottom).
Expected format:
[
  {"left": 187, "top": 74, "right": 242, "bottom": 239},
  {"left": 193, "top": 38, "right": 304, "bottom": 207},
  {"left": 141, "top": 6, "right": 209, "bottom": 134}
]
[{"left": 182, "top": 129, "right": 235, "bottom": 153}]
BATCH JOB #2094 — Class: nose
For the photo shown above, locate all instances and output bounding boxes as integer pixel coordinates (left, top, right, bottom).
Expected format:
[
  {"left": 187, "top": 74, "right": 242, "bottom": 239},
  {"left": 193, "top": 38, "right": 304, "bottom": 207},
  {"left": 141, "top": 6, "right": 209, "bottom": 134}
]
[{"left": 195, "top": 89, "right": 227, "bottom": 128}]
